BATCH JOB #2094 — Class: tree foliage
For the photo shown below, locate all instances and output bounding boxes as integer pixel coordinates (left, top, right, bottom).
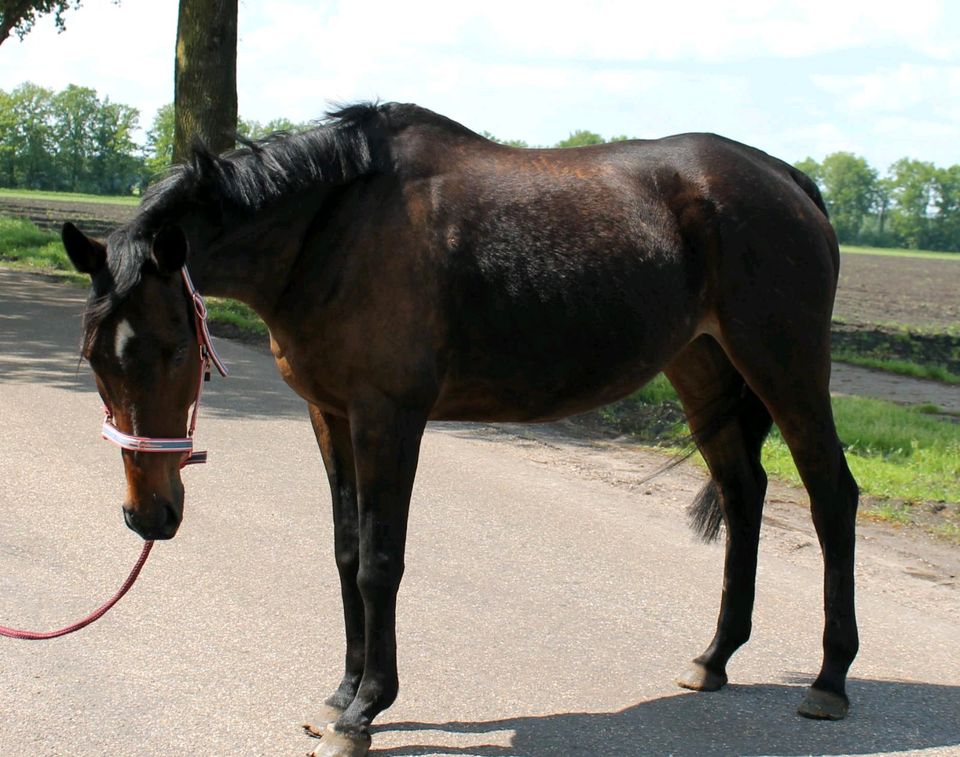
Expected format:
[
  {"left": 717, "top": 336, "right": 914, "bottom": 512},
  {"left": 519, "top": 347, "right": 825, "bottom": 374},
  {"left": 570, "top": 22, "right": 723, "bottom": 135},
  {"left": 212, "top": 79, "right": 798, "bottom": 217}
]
[
  {"left": 0, "top": 81, "right": 140, "bottom": 193},
  {"left": 0, "top": 0, "right": 78, "bottom": 46},
  {"left": 796, "top": 154, "right": 960, "bottom": 251},
  {"left": 144, "top": 103, "right": 174, "bottom": 179},
  {"left": 556, "top": 129, "right": 605, "bottom": 148},
  {"left": 0, "top": 76, "right": 957, "bottom": 253}
]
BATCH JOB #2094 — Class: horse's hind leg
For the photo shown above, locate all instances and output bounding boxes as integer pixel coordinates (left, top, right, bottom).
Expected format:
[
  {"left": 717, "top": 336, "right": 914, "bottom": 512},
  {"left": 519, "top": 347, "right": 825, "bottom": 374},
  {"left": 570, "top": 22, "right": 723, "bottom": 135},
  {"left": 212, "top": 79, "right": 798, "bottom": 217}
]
[
  {"left": 718, "top": 313, "right": 859, "bottom": 720},
  {"left": 304, "top": 405, "right": 365, "bottom": 737},
  {"left": 664, "top": 336, "right": 772, "bottom": 692}
]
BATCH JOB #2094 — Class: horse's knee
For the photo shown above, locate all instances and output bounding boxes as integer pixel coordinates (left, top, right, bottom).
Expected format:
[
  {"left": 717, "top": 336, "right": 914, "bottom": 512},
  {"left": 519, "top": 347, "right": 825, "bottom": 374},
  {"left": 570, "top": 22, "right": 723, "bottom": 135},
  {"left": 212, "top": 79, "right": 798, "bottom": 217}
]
[
  {"left": 335, "top": 546, "right": 360, "bottom": 579},
  {"left": 356, "top": 557, "right": 404, "bottom": 599}
]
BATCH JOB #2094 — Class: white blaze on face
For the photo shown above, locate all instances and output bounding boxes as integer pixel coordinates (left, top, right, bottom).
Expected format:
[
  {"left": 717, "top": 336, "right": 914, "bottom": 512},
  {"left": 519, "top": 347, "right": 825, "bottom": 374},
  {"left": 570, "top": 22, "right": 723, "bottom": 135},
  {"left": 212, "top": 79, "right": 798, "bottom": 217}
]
[{"left": 114, "top": 319, "right": 136, "bottom": 361}]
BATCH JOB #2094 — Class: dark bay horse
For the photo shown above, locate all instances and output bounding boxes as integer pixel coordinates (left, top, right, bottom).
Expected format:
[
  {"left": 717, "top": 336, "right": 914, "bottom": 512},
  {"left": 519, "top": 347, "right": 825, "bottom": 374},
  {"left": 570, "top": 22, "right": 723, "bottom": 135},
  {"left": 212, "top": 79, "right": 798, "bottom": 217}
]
[{"left": 62, "top": 102, "right": 858, "bottom": 757}]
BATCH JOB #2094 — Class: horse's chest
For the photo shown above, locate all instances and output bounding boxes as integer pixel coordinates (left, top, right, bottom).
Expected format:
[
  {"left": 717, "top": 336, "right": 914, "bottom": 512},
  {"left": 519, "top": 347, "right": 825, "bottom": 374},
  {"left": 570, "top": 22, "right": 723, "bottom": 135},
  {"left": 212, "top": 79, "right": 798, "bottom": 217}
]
[{"left": 270, "top": 334, "right": 345, "bottom": 413}]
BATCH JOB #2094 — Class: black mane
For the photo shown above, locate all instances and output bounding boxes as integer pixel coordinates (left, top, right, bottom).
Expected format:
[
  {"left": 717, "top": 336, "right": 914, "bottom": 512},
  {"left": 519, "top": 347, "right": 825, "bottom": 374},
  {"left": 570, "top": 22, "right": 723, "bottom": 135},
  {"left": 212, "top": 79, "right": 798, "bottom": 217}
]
[
  {"left": 142, "top": 102, "right": 389, "bottom": 221},
  {"left": 81, "top": 102, "right": 471, "bottom": 350}
]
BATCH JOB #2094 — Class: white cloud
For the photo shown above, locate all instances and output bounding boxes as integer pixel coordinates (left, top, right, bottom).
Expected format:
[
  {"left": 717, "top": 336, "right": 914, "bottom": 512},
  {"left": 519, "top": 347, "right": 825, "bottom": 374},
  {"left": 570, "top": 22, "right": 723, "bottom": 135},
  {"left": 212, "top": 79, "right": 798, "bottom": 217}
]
[{"left": 1, "top": 0, "right": 958, "bottom": 166}]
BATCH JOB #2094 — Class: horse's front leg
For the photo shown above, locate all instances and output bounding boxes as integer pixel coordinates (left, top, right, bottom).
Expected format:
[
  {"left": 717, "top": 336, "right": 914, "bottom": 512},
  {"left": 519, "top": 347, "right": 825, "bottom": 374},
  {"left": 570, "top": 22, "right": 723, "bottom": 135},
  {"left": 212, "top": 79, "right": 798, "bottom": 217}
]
[
  {"left": 304, "top": 406, "right": 365, "bottom": 737},
  {"left": 312, "top": 393, "right": 427, "bottom": 757}
]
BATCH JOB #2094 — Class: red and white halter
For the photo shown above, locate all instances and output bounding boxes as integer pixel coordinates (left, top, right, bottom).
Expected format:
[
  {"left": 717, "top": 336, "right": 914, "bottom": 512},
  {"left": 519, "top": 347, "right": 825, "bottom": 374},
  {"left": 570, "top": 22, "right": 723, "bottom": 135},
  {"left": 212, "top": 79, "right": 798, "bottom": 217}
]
[{"left": 100, "top": 267, "right": 228, "bottom": 467}]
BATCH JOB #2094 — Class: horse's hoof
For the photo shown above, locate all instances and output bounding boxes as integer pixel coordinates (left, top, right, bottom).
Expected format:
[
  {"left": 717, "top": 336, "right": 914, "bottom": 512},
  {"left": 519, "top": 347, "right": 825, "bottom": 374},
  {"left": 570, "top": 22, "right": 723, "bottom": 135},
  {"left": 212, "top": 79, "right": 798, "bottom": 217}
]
[
  {"left": 309, "top": 724, "right": 371, "bottom": 757},
  {"left": 676, "top": 661, "right": 728, "bottom": 692},
  {"left": 798, "top": 687, "right": 849, "bottom": 720},
  {"left": 303, "top": 704, "right": 347, "bottom": 738}
]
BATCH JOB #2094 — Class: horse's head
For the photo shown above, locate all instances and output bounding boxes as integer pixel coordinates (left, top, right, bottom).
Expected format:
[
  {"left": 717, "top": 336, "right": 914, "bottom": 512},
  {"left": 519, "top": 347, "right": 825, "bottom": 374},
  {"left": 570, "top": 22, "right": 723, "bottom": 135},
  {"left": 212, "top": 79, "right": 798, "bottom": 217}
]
[{"left": 62, "top": 222, "right": 202, "bottom": 540}]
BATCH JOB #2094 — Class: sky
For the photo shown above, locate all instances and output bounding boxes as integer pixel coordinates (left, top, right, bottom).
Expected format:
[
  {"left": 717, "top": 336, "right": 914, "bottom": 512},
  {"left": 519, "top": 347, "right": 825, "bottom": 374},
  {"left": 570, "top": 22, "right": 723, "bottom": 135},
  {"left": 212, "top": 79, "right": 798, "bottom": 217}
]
[{"left": 2, "top": 0, "right": 959, "bottom": 171}]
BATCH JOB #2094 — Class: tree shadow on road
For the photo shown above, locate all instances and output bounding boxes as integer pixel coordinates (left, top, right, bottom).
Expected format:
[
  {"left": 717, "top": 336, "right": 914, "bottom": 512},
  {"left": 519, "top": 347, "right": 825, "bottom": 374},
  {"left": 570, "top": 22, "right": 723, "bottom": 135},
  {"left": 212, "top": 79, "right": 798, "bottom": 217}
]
[
  {"left": 367, "top": 678, "right": 960, "bottom": 756},
  {"left": 0, "top": 268, "right": 305, "bottom": 420}
]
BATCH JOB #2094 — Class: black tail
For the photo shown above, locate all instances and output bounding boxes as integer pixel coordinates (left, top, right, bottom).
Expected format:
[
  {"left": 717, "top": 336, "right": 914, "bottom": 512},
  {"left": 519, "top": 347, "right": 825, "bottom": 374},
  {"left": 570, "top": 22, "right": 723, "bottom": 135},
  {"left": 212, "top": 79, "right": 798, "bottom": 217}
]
[
  {"left": 789, "top": 165, "right": 829, "bottom": 219},
  {"left": 687, "top": 383, "right": 773, "bottom": 542}
]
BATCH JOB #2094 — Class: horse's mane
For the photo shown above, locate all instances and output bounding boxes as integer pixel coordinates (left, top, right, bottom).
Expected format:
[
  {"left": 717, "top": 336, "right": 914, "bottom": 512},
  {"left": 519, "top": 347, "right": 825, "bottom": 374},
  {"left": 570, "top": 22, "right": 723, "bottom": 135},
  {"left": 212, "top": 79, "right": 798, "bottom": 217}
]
[
  {"left": 81, "top": 102, "right": 473, "bottom": 351},
  {"left": 142, "top": 102, "right": 391, "bottom": 221}
]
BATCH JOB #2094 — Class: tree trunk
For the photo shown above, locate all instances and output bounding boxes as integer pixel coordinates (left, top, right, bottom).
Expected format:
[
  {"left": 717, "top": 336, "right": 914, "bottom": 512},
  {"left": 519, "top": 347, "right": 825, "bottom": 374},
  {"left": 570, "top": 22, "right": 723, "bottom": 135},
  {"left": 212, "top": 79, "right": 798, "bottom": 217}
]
[{"left": 173, "top": 0, "right": 237, "bottom": 163}]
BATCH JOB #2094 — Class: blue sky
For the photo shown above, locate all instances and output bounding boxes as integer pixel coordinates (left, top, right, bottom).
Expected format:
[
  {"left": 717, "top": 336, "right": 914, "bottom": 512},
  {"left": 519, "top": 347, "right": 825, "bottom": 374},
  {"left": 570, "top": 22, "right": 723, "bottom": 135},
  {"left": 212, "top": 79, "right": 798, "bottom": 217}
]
[{"left": 3, "top": 0, "right": 958, "bottom": 171}]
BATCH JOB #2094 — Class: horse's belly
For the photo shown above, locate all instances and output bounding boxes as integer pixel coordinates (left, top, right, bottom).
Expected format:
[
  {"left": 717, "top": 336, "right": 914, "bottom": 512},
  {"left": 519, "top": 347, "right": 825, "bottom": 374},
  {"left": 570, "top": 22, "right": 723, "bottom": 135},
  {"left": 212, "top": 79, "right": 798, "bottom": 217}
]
[{"left": 431, "top": 322, "right": 691, "bottom": 422}]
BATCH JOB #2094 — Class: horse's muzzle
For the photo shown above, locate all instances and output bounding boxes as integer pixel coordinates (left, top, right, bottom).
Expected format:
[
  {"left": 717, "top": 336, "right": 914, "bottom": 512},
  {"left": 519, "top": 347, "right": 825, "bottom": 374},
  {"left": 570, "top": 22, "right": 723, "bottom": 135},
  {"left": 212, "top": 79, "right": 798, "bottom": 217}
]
[{"left": 122, "top": 499, "right": 181, "bottom": 540}]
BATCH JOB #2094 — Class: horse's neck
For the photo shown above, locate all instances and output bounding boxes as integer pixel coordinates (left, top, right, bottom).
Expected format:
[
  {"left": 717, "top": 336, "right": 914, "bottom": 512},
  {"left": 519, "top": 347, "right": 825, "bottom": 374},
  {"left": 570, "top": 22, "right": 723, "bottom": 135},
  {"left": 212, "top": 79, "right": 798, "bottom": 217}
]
[{"left": 186, "top": 196, "right": 319, "bottom": 319}]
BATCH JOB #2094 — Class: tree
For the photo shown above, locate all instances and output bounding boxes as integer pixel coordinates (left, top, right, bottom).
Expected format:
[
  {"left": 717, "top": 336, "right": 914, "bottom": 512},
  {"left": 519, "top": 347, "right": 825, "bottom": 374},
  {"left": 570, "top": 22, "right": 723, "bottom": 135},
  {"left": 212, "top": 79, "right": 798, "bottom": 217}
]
[
  {"left": 930, "top": 164, "right": 960, "bottom": 252},
  {"left": 794, "top": 157, "right": 821, "bottom": 185},
  {"left": 0, "top": 0, "right": 77, "bottom": 46},
  {"left": 0, "top": 88, "right": 17, "bottom": 186},
  {"left": 887, "top": 158, "right": 936, "bottom": 249},
  {"left": 144, "top": 103, "right": 175, "bottom": 179},
  {"left": 238, "top": 116, "right": 309, "bottom": 141},
  {"left": 556, "top": 130, "right": 604, "bottom": 148},
  {"left": 817, "top": 152, "right": 877, "bottom": 243},
  {"left": 88, "top": 98, "right": 140, "bottom": 193},
  {"left": 52, "top": 83, "right": 99, "bottom": 191},
  {"left": 173, "top": 0, "right": 238, "bottom": 162},
  {"left": 479, "top": 130, "right": 529, "bottom": 148},
  {"left": 6, "top": 82, "right": 56, "bottom": 188}
]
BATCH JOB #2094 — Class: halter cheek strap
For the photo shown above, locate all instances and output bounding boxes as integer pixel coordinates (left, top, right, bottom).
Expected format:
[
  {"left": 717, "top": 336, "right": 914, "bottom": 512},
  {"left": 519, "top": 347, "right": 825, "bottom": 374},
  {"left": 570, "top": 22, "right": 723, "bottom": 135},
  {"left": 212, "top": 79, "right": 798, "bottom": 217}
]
[{"left": 100, "top": 267, "right": 228, "bottom": 468}]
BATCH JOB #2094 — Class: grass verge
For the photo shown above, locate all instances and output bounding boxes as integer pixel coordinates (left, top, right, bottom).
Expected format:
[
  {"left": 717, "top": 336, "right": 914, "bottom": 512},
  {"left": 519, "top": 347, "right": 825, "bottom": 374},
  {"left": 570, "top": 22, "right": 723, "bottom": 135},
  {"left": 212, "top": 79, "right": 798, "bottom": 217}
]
[
  {"left": 833, "top": 352, "right": 960, "bottom": 385},
  {"left": 0, "top": 216, "right": 266, "bottom": 335},
  {"left": 831, "top": 321, "right": 960, "bottom": 383},
  {"left": 584, "top": 379, "right": 960, "bottom": 542},
  {"left": 840, "top": 244, "right": 960, "bottom": 262},
  {"left": 0, "top": 187, "right": 139, "bottom": 206}
]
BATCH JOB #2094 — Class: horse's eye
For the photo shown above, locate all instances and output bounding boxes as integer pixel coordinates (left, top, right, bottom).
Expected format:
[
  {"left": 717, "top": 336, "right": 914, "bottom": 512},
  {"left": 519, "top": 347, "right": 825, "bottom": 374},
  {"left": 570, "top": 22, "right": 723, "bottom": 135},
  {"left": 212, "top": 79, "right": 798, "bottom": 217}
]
[{"left": 171, "top": 344, "right": 188, "bottom": 366}]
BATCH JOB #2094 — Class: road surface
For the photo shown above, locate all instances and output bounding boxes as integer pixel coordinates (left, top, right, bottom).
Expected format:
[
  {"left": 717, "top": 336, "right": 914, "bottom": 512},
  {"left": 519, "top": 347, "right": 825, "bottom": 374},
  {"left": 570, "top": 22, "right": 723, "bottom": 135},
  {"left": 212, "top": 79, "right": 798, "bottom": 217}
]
[{"left": 1, "top": 268, "right": 958, "bottom": 756}]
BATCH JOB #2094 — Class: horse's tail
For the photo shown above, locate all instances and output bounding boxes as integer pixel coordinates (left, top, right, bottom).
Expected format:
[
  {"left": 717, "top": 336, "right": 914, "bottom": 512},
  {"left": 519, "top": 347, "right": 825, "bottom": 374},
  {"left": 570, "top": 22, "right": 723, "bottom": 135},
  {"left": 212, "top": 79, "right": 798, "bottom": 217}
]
[
  {"left": 788, "top": 165, "right": 829, "bottom": 220},
  {"left": 687, "top": 381, "right": 773, "bottom": 542}
]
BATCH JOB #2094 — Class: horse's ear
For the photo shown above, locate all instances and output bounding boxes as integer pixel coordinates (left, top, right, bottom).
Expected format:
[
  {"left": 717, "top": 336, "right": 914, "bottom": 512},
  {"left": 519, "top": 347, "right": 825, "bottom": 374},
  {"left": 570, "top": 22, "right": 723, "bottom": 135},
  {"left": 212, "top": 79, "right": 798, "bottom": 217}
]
[
  {"left": 151, "top": 224, "right": 189, "bottom": 274},
  {"left": 61, "top": 222, "right": 106, "bottom": 276}
]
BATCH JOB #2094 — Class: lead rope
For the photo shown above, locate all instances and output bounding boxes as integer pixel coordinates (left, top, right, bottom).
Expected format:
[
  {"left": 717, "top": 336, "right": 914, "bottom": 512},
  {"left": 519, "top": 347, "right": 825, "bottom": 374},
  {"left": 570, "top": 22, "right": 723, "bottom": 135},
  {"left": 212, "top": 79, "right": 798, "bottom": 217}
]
[
  {"left": 2, "top": 267, "right": 227, "bottom": 641},
  {"left": 0, "top": 541, "right": 154, "bottom": 640}
]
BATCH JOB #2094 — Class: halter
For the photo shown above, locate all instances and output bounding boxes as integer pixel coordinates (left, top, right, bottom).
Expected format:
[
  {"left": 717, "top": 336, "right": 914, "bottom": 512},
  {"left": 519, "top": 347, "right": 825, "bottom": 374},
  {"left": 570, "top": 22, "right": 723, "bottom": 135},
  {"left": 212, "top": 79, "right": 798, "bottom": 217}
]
[{"left": 100, "top": 267, "right": 228, "bottom": 467}]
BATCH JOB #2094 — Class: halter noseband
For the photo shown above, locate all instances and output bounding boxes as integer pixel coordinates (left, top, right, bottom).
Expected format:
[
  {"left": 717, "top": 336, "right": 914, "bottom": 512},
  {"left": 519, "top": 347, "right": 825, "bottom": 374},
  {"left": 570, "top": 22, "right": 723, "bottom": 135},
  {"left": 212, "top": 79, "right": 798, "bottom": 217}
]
[{"left": 100, "top": 267, "right": 228, "bottom": 467}]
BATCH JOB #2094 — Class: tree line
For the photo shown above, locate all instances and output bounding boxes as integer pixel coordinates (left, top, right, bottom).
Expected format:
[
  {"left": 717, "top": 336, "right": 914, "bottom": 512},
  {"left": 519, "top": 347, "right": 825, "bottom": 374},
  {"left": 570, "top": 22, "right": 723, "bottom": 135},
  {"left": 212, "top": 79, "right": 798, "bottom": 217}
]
[
  {"left": 0, "top": 82, "right": 309, "bottom": 195},
  {"left": 795, "top": 153, "right": 960, "bottom": 252},
  {"left": 2, "top": 81, "right": 957, "bottom": 252}
]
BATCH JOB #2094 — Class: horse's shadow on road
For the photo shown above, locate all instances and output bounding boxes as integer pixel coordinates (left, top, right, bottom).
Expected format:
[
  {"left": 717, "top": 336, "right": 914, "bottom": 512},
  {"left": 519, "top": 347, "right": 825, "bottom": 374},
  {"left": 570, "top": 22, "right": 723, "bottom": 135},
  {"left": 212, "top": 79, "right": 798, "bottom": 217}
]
[{"left": 368, "top": 678, "right": 960, "bottom": 756}]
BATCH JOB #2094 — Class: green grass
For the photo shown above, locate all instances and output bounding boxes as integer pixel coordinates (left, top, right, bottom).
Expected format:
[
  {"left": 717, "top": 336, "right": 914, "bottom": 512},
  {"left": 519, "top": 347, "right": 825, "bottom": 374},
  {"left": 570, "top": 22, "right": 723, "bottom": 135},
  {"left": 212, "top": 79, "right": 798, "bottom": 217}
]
[
  {"left": 0, "top": 216, "right": 84, "bottom": 281},
  {"left": 0, "top": 216, "right": 264, "bottom": 331},
  {"left": 832, "top": 351, "right": 960, "bottom": 385},
  {"left": 761, "top": 396, "right": 960, "bottom": 505},
  {"left": 206, "top": 296, "right": 268, "bottom": 335},
  {"left": 840, "top": 244, "right": 960, "bottom": 261},
  {"left": 0, "top": 187, "right": 140, "bottom": 206},
  {"left": 607, "top": 378, "right": 959, "bottom": 519}
]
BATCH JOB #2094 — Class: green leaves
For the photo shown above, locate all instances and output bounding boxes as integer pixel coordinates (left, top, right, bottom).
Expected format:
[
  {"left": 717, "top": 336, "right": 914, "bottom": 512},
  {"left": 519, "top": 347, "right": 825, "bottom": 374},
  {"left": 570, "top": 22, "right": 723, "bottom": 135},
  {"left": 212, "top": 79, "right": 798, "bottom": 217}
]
[
  {"left": 0, "top": 82, "right": 141, "bottom": 194},
  {"left": 797, "top": 152, "right": 960, "bottom": 252}
]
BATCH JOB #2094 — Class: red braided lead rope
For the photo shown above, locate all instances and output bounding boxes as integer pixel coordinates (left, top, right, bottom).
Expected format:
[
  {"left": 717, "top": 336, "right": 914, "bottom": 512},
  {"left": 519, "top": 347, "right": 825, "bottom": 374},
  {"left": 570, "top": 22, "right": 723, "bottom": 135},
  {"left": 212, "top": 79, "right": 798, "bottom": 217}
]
[{"left": 0, "top": 541, "right": 154, "bottom": 640}]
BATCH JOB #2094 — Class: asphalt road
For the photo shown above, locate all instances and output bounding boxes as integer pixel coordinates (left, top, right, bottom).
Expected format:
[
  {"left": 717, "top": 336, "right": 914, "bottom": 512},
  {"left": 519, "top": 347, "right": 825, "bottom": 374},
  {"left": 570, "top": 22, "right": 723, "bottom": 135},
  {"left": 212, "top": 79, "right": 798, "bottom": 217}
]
[{"left": 1, "top": 268, "right": 958, "bottom": 757}]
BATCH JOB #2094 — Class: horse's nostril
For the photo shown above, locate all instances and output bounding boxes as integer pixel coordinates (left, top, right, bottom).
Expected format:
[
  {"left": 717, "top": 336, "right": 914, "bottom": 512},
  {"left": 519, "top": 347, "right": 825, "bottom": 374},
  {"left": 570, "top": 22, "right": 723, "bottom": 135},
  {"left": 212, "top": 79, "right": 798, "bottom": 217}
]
[
  {"left": 163, "top": 503, "right": 180, "bottom": 531},
  {"left": 121, "top": 502, "right": 180, "bottom": 540}
]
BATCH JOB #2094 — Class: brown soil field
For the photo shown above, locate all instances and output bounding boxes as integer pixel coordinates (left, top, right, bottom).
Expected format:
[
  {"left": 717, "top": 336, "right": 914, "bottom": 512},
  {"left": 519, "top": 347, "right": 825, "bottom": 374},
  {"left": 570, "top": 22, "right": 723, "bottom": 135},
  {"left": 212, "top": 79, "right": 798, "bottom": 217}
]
[
  {"left": 835, "top": 252, "right": 960, "bottom": 332},
  {"left": 0, "top": 196, "right": 135, "bottom": 239}
]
